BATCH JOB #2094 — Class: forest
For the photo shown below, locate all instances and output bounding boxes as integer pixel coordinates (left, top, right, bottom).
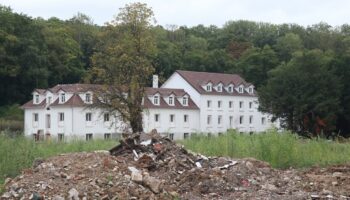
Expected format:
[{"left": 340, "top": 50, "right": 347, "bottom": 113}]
[{"left": 1, "top": 5, "right": 350, "bottom": 136}]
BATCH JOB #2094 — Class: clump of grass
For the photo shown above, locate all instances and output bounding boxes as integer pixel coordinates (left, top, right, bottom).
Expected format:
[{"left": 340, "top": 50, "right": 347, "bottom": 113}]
[
  {"left": 0, "top": 135, "right": 117, "bottom": 186},
  {"left": 181, "top": 129, "right": 350, "bottom": 169}
]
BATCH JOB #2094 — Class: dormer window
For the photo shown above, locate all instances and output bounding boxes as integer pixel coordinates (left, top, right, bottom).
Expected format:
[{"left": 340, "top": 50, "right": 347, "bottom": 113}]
[
  {"left": 153, "top": 95, "right": 159, "bottom": 105},
  {"left": 169, "top": 96, "right": 174, "bottom": 106},
  {"left": 206, "top": 83, "right": 212, "bottom": 92},
  {"left": 238, "top": 87, "right": 244, "bottom": 94},
  {"left": 248, "top": 87, "right": 254, "bottom": 94},
  {"left": 217, "top": 84, "right": 222, "bottom": 92},
  {"left": 60, "top": 93, "right": 66, "bottom": 103},
  {"left": 86, "top": 93, "right": 92, "bottom": 103},
  {"left": 34, "top": 94, "right": 39, "bottom": 104},
  {"left": 182, "top": 96, "right": 188, "bottom": 106},
  {"left": 228, "top": 85, "right": 233, "bottom": 93}
]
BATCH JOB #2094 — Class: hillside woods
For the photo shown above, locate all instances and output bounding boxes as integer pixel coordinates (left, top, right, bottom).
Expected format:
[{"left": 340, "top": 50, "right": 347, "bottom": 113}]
[{"left": 1, "top": 5, "right": 350, "bottom": 136}]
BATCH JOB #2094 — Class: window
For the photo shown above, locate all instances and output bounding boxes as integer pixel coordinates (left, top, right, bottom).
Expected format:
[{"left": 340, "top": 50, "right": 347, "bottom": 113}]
[
  {"left": 184, "top": 114, "right": 188, "bottom": 123},
  {"left": 59, "top": 113, "right": 64, "bottom": 121},
  {"left": 86, "top": 133, "right": 93, "bottom": 141},
  {"left": 60, "top": 93, "right": 65, "bottom": 103},
  {"left": 207, "top": 100, "right": 212, "bottom": 108},
  {"left": 33, "top": 113, "right": 39, "bottom": 122},
  {"left": 229, "top": 101, "right": 233, "bottom": 109},
  {"left": 104, "top": 133, "right": 111, "bottom": 140},
  {"left": 262, "top": 117, "right": 266, "bottom": 125},
  {"left": 249, "top": 116, "right": 253, "bottom": 124},
  {"left": 206, "top": 84, "right": 212, "bottom": 91},
  {"left": 207, "top": 115, "right": 212, "bottom": 125},
  {"left": 155, "top": 114, "right": 159, "bottom": 122},
  {"left": 182, "top": 97, "right": 188, "bottom": 106},
  {"left": 248, "top": 87, "right": 253, "bottom": 94},
  {"left": 169, "top": 133, "right": 174, "bottom": 140},
  {"left": 228, "top": 86, "right": 233, "bottom": 93},
  {"left": 86, "top": 93, "right": 91, "bottom": 103},
  {"left": 58, "top": 134, "right": 64, "bottom": 142},
  {"left": 48, "top": 97, "right": 52, "bottom": 105},
  {"left": 169, "top": 96, "right": 174, "bottom": 105},
  {"left": 229, "top": 116, "right": 233, "bottom": 127},
  {"left": 239, "top": 116, "right": 244, "bottom": 124},
  {"left": 86, "top": 113, "right": 92, "bottom": 121},
  {"left": 239, "top": 87, "right": 244, "bottom": 93},
  {"left": 184, "top": 133, "right": 189, "bottom": 139},
  {"left": 153, "top": 95, "right": 159, "bottom": 105},
  {"left": 239, "top": 101, "right": 244, "bottom": 109},
  {"left": 249, "top": 102, "right": 253, "bottom": 109},
  {"left": 170, "top": 114, "right": 175, "bottom": 123},
  {"left": 218, "top": 101, "right": 222, "bottom": 108},
  {"left": 218, "top": 115, "right": 222, "bottom": 125},
  {"left": 217, "top": 85, "right": 222, "bottom": 92},
  {"left": 35, "top": 95, "right": 39, "bottom": 104},
  {"left": 104, "top": 113, "right": 110, "bottom": 122}
]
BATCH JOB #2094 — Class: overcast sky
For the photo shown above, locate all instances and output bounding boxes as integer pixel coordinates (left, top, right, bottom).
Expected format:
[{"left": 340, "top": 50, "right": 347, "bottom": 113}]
[{"left": 0, "top": 0, "right": 349, "bottom": 27}]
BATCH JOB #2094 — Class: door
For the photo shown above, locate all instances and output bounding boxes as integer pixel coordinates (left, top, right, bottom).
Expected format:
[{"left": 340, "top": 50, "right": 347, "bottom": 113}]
[{"left": 46, "top": 114, "right": 51, "bottom": 129}]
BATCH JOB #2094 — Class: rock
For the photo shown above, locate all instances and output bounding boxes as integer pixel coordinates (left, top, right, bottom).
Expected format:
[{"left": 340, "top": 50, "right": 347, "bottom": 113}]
[
  {"left": 332, "top": 172, "right": 343, "bottom": 177},
  {"left": 68, "top": 188, "right": 79, "bottom": 200},
  {"left": 332, "top": 181, "right": 338, "bottom": 186},
  {"left": 1, "top": 192, "right": 11, "bottom": 198},
  {"left": 245, "top": 161, "right": 254, "bottom": 170},
  {"left": 32, "top": 158, "right": 44, "bottom": 168},
  {"left": 131, "top": 171, "right": 143, "bottom": 183},
  {"left": 262, "top": 183, "right": 277, "bottom": 191},
  {"left": 143, "top": 174, "right": 162, "bottom": 194},
  {"left": 52, "top": 195, "right": 65, "bottom": 200},
  {"left": 4, "top": 178, "right": 12, "bottom": 185}
]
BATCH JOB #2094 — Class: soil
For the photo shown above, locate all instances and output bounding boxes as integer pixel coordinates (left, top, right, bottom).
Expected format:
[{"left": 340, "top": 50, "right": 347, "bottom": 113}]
[{"left": 1, "top": 131, "right": 350, "bottom": 200}]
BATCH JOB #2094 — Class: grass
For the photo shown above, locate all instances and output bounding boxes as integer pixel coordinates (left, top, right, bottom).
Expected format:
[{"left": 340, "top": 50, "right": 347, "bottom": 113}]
[
  {"left": 0, "top": 134, "right": 117, "bottom": 192},
  {"left": 181, "top": 129, "right": 350, "bottom": 169}
]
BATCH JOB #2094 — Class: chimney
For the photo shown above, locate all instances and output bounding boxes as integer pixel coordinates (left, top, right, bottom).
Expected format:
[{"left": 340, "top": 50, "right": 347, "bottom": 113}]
[{"left": 152, "top": 75, "right": 158, "bottom": 88}]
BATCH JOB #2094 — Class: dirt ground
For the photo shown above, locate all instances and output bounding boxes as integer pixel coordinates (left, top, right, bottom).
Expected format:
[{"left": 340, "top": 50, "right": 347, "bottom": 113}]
[{"left": 2, "top": 132, "right": 350, "bottom": 200}]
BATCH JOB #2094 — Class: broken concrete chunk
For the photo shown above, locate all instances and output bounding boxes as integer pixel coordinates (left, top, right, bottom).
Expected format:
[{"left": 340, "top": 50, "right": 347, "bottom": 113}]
[
  {"left": 143, "top": 174, "right": 162, "bottom": 194},
  {"left": 68, "top": 188, "right": 79, "bottom": 200},
  {"left": 140, "top": 139, "right": 152, "bottom": 146}
]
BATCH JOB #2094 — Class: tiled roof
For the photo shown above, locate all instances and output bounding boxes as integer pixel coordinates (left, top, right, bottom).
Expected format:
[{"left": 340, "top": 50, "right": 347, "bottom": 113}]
[
  {"left": 143, "top": 88, "right": 199, "bottom": 110},
  {"left": 49, "top": 84, "right": 100, "bottom": 93},
  {"left": 175, "top": 70, "right": 256, "bottom": 96},
  {"left": 145, "top": 87, "right": 187, "bottom": 97},
  {"left": 21, "top": 99, "right": 46, "bottom": 109},
  {"left": 50, "top": 94, "right": 85, "bottom": 107}
]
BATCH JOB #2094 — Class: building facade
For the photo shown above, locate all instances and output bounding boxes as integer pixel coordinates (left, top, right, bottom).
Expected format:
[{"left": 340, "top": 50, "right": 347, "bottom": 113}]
[{"left": 22, "top": 70, "right": 276, "bottom": 141}]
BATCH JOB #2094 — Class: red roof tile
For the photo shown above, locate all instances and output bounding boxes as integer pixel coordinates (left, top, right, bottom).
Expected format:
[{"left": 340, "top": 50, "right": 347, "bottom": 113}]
[
  {"left": 175, "top": 70, "right": 256, "bottom": 97},
  {"left": 50, "top": 94, "right": 85, "bottom": 107},
  {"left": 21, "top": 99, "right": 46, "bottom": 109}
]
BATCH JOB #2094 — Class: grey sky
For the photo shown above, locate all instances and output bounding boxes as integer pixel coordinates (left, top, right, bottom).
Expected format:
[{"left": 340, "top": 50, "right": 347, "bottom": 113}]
[{"left": 0, "top": 0, "right": 349, "bottom": 27}]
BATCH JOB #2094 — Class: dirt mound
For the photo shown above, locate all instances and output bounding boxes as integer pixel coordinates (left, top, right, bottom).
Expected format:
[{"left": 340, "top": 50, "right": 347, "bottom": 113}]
[{"left": 2, "top": 132, "right": 350, "bottom": 199}]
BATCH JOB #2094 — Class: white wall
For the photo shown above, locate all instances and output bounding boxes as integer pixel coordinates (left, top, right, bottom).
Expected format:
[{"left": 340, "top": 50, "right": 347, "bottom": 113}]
[
  {"left": 143, "top": 108, "right": 200, "bottom": 140},
  {"left": 198, "top": 95, "right": 275, "bottom": 134},
  {"left": 161, "top": 72, "right": 201, "bottom": 106},
  {"left": 24, "top": 106, "right": 121, "bottom": 141}
]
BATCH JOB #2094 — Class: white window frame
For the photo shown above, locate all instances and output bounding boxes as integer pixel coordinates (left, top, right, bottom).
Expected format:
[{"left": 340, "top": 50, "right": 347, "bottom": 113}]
[
  {"left": 60, "top": 93, "right": 66, "bottom": 103},
  {"left": 249, "top": 115, "right": 253, "bottom": 124},
  {"left": 153, "top": 95, "right": 160, "bottom": 105},
  {"left": 86, "top": 133, "right": 93, "bottom": 141},
  {"left": 229, "top": 101, "right": 233, "bottom": 109},
  {"left": 169, "top": 96, "right": 174, "bottom": 105},
  {"left": 182, "top": 96, "right": 188, "bottom": 106},
  {"left": 104, "top": 113, "right": 110, "bottom": 122},
  {"left": 59, "top": 112, "right": 64, "bottom": 121},
  {"left": 170, "top": 114, "right": 175, "bottom": 123},
  {"left": 217, "top": 84, "right": 222, "bottom": 92},
  {"left": 35, "top": 94, "right": 39, "bottom": 104},
  {"left": 154, "top": 114, "right": 160, "bottom": 122},
  {"left": 207, "top": 100, "right": 212, "bottom": 108},
  {"left": 238, "top": 87, "right": 244, "bottom": 94},
  {"left": 86, "top": 113, "right": 92, "bottom": 121},
  {"left": 239, "top": 116, "right": 244, "bottom": 125},
  {"left": 218, "top": 115, "right": 222, "bottom": 125},
  {"left": 206, "top": 83, "right": 212, "bottom": 92},
  {"left": 218, "top": 100, "right": 222, "bottom": 109},
  {"left": 262, "top": 117, "right": 266, "bottom": 125},
  {"left": 184, "top": 114, "right": 189, "bottom": 123},
  {"left": 85, "top": 93, "right": 92, "bottom": 103},
  {"left": 207, "top": 115, "right": 212, "bottom": 125}
]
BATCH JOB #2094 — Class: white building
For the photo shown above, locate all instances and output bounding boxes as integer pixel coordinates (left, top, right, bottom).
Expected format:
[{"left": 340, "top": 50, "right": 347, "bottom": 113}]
[{"left": 22, "top": 70, "right": 276, "bottom": 141}]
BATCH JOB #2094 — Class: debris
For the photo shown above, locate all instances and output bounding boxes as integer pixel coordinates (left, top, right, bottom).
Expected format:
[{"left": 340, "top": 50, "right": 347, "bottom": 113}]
[
  {"left": 68, "top": 188, "right": 79, "bottom": 200},
  {"left": 3, "top": 131, "right": 350, "bottom": 199}
]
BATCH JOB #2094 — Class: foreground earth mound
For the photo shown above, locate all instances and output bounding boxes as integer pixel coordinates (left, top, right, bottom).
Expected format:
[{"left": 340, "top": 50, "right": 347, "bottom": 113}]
[{"left": 2, "top": 132, "right": 350, "bottom": 199}]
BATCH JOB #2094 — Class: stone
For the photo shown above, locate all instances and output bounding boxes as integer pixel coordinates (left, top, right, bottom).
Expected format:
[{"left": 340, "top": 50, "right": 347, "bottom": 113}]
[
  {"left": 4, "top": 178, "right": 12, "bottom": 185},
  {"left": 52, "top": 195, "right": 65, "bottom": 200},
  {"left": 262, "top": 183, "right": 277, "bottom": 191},
  {"left": 68, "top": 188, "right": 79, "bottom": 200},
  {"left": 131, "top": 171, "right": 143, "bottom": 183},
  {"left": 143, "top": 174, "right": 162, "bottom": 194},
  {"left": 332, "top": 172, "right": 343, "bottom": 177},
  {"left": 1, "top": 192, "right": 11, "bottom": 198}
]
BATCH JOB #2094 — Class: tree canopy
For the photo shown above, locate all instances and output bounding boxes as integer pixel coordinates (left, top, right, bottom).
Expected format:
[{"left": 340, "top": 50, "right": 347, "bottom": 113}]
[{"left": 1, "top": 4, "right": 350, "bottom": 136}]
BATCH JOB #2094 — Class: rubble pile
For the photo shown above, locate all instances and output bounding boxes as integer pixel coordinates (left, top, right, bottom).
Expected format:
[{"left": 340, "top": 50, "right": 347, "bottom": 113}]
[{"left": 2, "top": 131, "right": 350, "bottom": 199}]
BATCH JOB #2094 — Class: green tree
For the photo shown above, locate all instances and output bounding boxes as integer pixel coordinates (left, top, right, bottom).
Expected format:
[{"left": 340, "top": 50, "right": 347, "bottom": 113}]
[
  {"left": 274, "top": 33, "right": 303, "bottom": 62},
  {"left": 259, "top": 49, "right": 342, "bottom": 136},
  {"left": 87, "top": 2, "right": 156, "bottom": 133}
]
